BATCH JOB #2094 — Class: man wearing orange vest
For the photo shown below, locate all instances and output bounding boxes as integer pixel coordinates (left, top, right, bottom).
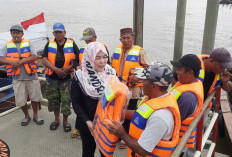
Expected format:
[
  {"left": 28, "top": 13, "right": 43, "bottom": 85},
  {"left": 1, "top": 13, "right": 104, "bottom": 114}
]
[
  {"left": 197, "top": 48, "right": 232, "bottom": 147},
  {"left": 198, "top": 48, "right": 232, "bottom": 106},
  {"left": 111, "top": 28, "right": 150, "bottom": 148},
  {"left": 170, "top": 54, "right": 204, "bottom": 157},
  {"left": 108, "top": 62, "right": 181, "bottom": 157},
  {"left": 42, "top": 22, "right": 80, "bottom": 132},
  {"left": 0, "top": 25, "right": 44, "bottom": 126},
  {"left": 79, "top": 27, "right": 110, "bottom": 65}
]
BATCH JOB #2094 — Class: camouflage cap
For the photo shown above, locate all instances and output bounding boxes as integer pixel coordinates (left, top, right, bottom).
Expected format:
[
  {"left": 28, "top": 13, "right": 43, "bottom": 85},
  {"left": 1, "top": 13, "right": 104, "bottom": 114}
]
[{"left": 134, "top": 62, "right": 173, "bottom": 86}]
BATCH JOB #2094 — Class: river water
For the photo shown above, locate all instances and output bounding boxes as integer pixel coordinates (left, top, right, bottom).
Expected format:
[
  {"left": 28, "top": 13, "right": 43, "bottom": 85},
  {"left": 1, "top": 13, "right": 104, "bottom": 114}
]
[{"left": 0, "top": 0, "right": 232, "bottom": 65}]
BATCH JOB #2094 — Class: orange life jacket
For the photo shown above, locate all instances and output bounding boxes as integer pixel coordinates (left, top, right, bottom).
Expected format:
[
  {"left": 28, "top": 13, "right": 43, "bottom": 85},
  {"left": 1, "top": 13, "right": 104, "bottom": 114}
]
[
  {"left": 111, "top": 45, "right": 143, "bottom": 87},
  {"left": 79, "top": 43, "right": 87, "bottom": 66},
  {"left": 93, "top": 75, "right": 129, "bottom": 157},
  {"left": 5, "top": 39, "right": 38, "bottom": 76},
  {"left": 79, "top": 41, "right": 109, "bottom": 65},
  {"left": 128, "top": 93, "right": 181, "bottom": 157},
  {"left": 197, "top": 54, "right": 221, "bottom": 108},
  {"left": 170, "top": 80, "right": 204, "bottom": 148},
  {"left": 45, "top": 39, "right": 76, "bottom": 75}
]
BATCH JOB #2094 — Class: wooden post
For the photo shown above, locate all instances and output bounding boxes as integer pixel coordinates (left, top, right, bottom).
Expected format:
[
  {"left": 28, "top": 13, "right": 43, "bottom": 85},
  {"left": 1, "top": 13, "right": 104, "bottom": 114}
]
[
  {"left": 202, "top": 0, "right": 220, "bottom": 54},
  {"left": 133, "top": 0, "right": 144, "bottom": 47},
  {"left": 173, "top": 0, "right": 187, "bottom": 62}
]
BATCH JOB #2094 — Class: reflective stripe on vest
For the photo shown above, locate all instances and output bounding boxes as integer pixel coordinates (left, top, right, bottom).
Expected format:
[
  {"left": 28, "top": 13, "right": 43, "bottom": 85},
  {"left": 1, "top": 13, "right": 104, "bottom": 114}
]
[
  {"left": 111, "top": 45, "right": 143, "bottom": 87},
  {"left": 93, "top": 76, "right": 129, "bottom": 157},
  {"left": 45, "top": 39, "right": 75, "bottom": 75},
  {"left": 128, "top": 93, "right": 181, "bottom": 157},
  {"left": 137, "top": 96, "right": 148, "bottom": 108},
  {"left": 5, "top": 39, "right": 38, "bottom": 76},
  {"left": 198, "top": 69, "right": 205, "bottom": 82},
  {"left": 170, "top": 81, "right": 204, "bottom": 148}
]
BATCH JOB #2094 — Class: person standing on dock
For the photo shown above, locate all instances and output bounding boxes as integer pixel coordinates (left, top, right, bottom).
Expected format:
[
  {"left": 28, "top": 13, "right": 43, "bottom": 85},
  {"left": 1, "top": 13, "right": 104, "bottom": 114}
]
[
  {"left": 70, "top": 27, "right": 110, "bottom": 138},
  {"left": 111, "top": 27, "right": 150, "bottom": 149},
  {"left": 197, "top": 48, "right": 232, "bottom": 145},
  {"left": 108, "top": 62, "right": 181, "bottom": 157},
  {"left": 197, "top": 48, "right": 232, "bottom": 108},
  {"left": 42, "top": 22, "right": 80, "bottom": 132},
  {"left": 0, "top": 25, "right": 44, "bottom": 126},
  {"left": 71, "top": 42, "right": 116, "bottom": 157},
  {"left": 170, "top": 54, "right": 204, "bottom": 157}
]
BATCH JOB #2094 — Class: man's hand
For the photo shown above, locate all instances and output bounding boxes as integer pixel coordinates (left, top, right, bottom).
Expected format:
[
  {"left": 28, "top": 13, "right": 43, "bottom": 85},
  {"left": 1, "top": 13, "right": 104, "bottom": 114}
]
[
  {"left": 129, "top": 75, "right": 140, "bottom": 86},
  {"left": 61, "top": 67, "right": 71, "bottom": 75},
  {"left": 17, "top": 60, "right": 25, "bottom": 66},
  {"left": 10, "top": 61, "right": 20, "bottom": 70},
  {"left": 109, "top": 120, "right": 149, "bottom": 157},
  {"left": 108, "top": 120, "right": 126, "bottom": 139},
  {"left": 54, "top": 67, "right": 67, "bottom": 78},
  {"left": 86, "top": 120, "right": 94, "bottom": 136},
  {"left": 221, "top": 71, "right": 232, "bottom": 83},
  {"left": 221, "top": 71, "right": 232, "bottom": 92}
]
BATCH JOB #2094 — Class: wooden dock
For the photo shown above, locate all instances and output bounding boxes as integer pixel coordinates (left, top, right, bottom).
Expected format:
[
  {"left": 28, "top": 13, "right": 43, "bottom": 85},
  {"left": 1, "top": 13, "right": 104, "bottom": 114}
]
[{"left": 220, "top": 90, "right": 232, "bottom": 142}]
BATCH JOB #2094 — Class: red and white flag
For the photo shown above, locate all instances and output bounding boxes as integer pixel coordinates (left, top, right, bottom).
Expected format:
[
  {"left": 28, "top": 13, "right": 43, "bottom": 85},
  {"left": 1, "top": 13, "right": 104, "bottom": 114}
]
[
  {"left": 21, "top": 12, "right": 46, "bottom": 32},
  {"left": 0, "top": 12, "right": 48, "bottom": 45}
]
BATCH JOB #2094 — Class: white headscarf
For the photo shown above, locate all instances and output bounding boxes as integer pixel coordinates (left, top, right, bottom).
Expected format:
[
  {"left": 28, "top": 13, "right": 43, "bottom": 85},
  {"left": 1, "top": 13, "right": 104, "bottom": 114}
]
[{"left": 76, "top": 42, "right": 116, "bottom": 98}]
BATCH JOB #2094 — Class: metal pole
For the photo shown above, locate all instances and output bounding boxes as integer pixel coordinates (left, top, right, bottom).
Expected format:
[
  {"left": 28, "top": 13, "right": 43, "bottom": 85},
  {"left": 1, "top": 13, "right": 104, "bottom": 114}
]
[
  {"left": 173, "top": 0, "right": 187, "bottom": 62},
  {"left": 133, "top": 0, "right": 144, "bottom": 47},
  {"left": 202, "top": 112, "right": 218, "bottom": 150},
  {"left": 196, "top": 116, "right": 204, "bottom": 152},
  {"left": 0, "top": 84, "right": 13, "bottom": 92},
  {"left": 212, "top": 88, "right": 221, "bottom": 157},
  {"left": 201, "top": 0, "right": 220, "bottom": 54}
]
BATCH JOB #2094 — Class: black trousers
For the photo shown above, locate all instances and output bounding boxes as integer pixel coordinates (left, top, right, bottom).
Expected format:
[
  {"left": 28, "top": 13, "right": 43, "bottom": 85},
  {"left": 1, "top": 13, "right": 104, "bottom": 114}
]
[
  {"left": 77, "top": 120, "right": 105, "bottom": 157},
  {"left": 122, "top": 99, "right": 138, "bottom": 133}
]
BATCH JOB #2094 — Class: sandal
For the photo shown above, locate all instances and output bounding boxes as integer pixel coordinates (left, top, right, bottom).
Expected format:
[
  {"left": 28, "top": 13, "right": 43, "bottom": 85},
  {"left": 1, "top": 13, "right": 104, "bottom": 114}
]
[
  {"left": 50, "top": 122, "right": 60, "bottom": 130},
  {"left": 63, "top": 123, "right": 72, "bottom": 132},
  {"left": 21, "top": 118, "right": 31, "bottom": 126},
  {"left": 119, "top": 140, "right": 127, "bottom": 149},
  {"left": 33, "top": 118, "right": 44, "bottom": 125},
  {"left": 70, "top": 128, "right": 81, "bottom": 139}
]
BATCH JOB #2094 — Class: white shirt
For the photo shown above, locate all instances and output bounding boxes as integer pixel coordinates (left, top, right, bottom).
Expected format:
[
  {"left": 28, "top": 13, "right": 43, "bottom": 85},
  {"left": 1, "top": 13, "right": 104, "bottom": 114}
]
[{"left": 137, "top": 93, "right": 175, "bottom": 152}]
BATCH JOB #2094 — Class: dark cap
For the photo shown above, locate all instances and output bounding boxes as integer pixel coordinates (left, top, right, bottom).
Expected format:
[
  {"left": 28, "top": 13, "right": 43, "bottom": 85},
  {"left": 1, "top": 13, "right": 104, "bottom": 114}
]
[
  {"left": 210, "top": 48, "right": 232, "bottom": 69},
  {"left": 134, "top": 62, "right": 173, "bottom": 86},
  {"left": 10, "top": 25, "right": 23, "bottom": 32},
  {"left": 120, "top": 28, "right": 133, "bottom": 36},
  {"left": 80, "top": 27, "right": 96, "bottom": 40},
  {"left": 53, "top": 22, "right": 65, "bottom": 32},
  {"left": 170, "top": 54, "right": 201, "bottom": 77}
]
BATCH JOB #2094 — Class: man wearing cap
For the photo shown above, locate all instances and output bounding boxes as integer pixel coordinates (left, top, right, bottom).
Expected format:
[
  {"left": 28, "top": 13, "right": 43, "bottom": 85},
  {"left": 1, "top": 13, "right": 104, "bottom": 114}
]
[
  {"left": 79, "top": 27, "right": 110, "bottom": 65},
  {"left": 108, "top": 62, "right": 181, "bottom": 157},
  {"left": 198, "top": 48, "right": 232, "bottom": 106},
  {"left": 197, "top": 48, "right": 232, "bottom": 154},
  {"left": 111, "top": 28, "right": 150, "bottom": 148},
  {"left": 170, "top": 54, "right": 204, "bottom": 157},
  {"left": 0, "top": 25, "right": 44, "bottom": 126},
  {"left": 42, "top": 22, "right": 80, "bottom": 132}
]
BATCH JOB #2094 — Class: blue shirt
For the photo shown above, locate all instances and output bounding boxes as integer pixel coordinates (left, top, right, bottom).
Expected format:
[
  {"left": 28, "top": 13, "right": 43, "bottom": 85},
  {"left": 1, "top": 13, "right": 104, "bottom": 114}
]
[{"left": 177, "top": 92, "right": 198, "bottom": 121}]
